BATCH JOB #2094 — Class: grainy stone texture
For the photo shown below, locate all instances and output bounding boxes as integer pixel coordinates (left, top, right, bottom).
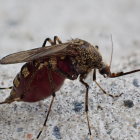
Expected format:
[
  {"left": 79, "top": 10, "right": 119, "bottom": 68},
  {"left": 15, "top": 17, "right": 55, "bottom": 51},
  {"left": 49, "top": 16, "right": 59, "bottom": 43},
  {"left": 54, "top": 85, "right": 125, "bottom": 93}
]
[{"left": 0, "top": 0, "right": 140, "bottom": 140}]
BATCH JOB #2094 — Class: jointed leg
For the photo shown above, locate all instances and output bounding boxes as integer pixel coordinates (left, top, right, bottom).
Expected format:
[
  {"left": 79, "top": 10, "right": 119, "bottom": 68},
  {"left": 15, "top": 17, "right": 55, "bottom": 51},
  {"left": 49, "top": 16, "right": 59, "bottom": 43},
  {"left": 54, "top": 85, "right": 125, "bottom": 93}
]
[
  {"left": 36, "top": 69, "right": 56, "bottom": 139},
  {"left": 36, "top": 93, "right": 55, "bottom": 139},
  {"left": 42, "top": 38, "right": 55, "bottom": 47},
  {"left": 0, "top": 86, "right": 14, "bottom": 104},
  {"left": 93, "top": 69, "right": 122, "bottom": 98},
  {"left": 54, "top": 36, "right": 62, "bottom": 44},
  {"left": 80, "top": 74, "right": 92, "bottom": 136},
  {"left": 0, "top": 86, "right": 12, "bottom": 90},
  {"left": 42, "top": 36, "right": 62, "bottom": 47}
]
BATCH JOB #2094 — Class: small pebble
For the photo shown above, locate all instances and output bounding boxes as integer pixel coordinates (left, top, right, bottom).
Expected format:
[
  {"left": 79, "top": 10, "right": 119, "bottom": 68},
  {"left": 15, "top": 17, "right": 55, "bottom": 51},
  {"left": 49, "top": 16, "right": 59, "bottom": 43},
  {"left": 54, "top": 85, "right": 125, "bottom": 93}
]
[
  {"left": 17, "top": 127, "right": 23, "bottom": 132},
  {"left": 133, "top": 78, "right": 140, "bottom": 87},
  {"left": 52, "top": 126, "right": 61, "bottom": 139},
  {"left": 26, "top": 133, "right": 33, "bottom": 139},
  {"left": 133, "top": 122, "right": 140, "bottom": 129},
  {"left": 124, "top": 100, "right": 134, "bottom": 108},
  {"left": 73, "top": 101, "right": 83, "bottom": 112}
]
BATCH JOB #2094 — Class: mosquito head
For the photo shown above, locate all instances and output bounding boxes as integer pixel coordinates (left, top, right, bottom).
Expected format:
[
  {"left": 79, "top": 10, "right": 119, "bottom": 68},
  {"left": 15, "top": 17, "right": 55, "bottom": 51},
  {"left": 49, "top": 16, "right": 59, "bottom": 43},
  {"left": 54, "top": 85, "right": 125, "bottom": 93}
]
[{"left": 99, "top": 63, "right": 111, "bottom": 78}]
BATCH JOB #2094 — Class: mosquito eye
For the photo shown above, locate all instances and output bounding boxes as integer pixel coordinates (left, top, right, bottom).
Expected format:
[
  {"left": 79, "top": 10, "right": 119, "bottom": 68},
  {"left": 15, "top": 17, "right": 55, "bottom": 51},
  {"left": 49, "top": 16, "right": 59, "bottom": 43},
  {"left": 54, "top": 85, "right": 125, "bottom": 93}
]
[
  {"left": 99, "top": 68, "right": 106, "bottom": 75},
  {"left": 95, "top": 45, "right": 99, "bottom": 49}
]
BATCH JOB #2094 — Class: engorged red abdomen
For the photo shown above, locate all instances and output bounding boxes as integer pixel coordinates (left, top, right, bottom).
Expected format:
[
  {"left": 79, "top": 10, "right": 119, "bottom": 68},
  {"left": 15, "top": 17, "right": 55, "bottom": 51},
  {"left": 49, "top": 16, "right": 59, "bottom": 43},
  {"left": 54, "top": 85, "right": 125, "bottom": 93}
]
[{"left": 12, "top": 57, "right": 77, "bottom": 102}]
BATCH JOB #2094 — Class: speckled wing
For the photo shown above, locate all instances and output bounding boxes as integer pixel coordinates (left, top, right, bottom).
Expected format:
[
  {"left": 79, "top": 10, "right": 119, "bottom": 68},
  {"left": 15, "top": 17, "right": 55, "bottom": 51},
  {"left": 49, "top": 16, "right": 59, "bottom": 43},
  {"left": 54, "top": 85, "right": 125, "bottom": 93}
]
[{"left": 0, "top": 43, "right": 77, "bottom": 64}]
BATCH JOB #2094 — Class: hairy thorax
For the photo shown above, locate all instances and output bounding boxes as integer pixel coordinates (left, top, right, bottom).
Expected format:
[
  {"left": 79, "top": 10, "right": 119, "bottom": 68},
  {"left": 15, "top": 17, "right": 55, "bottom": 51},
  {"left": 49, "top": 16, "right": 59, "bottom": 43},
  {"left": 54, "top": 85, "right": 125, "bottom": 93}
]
[{"left": 69, "top": 39, "right": 103, "bottom": 74}]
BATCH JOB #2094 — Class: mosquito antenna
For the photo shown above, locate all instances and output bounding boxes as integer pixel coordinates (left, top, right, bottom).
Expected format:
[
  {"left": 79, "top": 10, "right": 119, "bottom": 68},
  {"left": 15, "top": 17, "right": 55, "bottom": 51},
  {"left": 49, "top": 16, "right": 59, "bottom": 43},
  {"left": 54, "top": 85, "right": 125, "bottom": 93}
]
[{"left": 109, "top": 34, "right": 113, "bottom": 69}]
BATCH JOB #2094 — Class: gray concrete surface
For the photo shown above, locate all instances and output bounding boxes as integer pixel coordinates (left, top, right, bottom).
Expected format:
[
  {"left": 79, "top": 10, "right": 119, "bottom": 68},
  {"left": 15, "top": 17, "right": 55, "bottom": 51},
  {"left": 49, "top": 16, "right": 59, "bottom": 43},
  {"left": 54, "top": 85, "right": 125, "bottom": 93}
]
[{"left": 0, "top": 0, "right": 140, "bottom": 140}]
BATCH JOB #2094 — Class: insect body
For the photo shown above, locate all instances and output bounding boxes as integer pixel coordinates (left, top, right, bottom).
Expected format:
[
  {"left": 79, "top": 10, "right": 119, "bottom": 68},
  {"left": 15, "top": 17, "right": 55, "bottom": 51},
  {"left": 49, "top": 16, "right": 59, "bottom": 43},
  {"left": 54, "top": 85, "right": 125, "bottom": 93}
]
[
  {"left": 2, "top": 55, "right": 79, "bottom": 103},
  {"left": 0, "top": 36, "right": 140, "bottom": 139}
]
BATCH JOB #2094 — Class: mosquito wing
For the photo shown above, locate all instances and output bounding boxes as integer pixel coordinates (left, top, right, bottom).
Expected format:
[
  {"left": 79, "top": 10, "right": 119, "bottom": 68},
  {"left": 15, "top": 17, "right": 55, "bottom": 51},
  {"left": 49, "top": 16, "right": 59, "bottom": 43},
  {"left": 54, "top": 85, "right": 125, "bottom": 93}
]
[{"left": 0, "top": 43, "right": 77, "bottom": 64}]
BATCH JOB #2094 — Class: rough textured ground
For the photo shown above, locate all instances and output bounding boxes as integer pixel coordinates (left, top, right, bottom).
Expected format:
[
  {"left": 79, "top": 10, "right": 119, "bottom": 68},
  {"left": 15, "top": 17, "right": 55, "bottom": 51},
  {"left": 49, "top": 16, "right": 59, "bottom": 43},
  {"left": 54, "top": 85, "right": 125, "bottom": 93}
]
[{"left": 0, "top": 0, "right": 140, "bottom": 140}]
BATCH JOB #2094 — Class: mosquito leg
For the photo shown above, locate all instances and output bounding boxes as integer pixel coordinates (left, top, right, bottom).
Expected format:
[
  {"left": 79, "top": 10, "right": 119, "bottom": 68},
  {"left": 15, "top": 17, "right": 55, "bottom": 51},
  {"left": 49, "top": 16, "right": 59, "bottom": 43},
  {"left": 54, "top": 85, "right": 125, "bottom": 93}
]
[
  {"left": 36, "top": 93, "right": 55, "bottom": 139},
  {"left": 36, "top": 66, "right": 56, "bottom": 139},
  {"left": 93, "top": 69, "right": 123, "bottom": 98},
  {"left": 0, "top": 86, "right": 12, "bottom": 90},
  {"left": 42, "top": 36, "right": 62, "bottom": 47},
  {"left": 54, "top": 36, "right": 62, "bottom": 44},
  {"left": 42, "top": 38, "right": 55, "bottom": 47},
  {"left": 80, "top": 74, "right": 92, "bottom": 137},
  {"left": 0, "top": 86, "right": 13, "bottom": 104}
]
